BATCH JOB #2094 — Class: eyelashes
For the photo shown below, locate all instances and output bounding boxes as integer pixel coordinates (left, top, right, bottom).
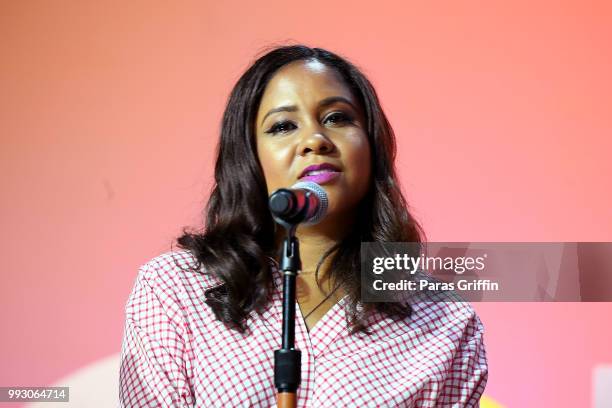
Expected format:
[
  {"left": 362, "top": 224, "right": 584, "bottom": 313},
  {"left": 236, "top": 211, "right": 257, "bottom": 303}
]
[
  {"left": 264, "top": 112, "right": 354, "bottom": 135},
  {"left": 265, "top": 121, "right": 297, "bottom": 135},
  {"left": 325, "top": 112, "right": 354, "bottom": 126}
]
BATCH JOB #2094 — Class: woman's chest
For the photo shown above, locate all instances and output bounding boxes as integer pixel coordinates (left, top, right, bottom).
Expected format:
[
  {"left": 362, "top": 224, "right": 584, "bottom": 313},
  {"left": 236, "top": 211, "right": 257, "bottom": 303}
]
[{"left": 186, "top": 309, "right": 455, "bottom": 408}]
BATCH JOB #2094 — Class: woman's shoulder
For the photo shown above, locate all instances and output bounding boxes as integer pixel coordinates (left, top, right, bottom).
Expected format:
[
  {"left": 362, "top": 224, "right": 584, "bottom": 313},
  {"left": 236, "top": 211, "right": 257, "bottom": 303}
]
[
  {"left": 400, "top": 271, "right": 485, "bottom": 337},
  {"left": 408, "top": 296, "right": 485, "bottom": 344},
  {"left": 135, "top": 248, "right": 224, "bottom": 296}
]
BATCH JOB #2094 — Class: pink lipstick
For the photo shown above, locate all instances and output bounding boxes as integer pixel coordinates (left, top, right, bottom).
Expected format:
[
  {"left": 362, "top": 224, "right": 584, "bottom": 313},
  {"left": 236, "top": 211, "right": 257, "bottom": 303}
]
[{"left": 299, "top": 163, "right": 341, "bottom": 184}]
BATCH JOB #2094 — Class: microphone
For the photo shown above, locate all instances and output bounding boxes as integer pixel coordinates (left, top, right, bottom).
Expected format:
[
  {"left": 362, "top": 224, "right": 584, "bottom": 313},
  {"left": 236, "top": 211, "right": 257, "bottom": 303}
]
[{"left": 269, "top": 181, "right": 328, "bottom": 226}]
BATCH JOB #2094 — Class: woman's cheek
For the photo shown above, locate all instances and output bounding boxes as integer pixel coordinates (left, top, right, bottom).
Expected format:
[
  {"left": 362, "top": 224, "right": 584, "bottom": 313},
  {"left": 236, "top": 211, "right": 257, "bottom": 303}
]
[{"left": 263, "top": 149, "right": 295, "bottom": 191}]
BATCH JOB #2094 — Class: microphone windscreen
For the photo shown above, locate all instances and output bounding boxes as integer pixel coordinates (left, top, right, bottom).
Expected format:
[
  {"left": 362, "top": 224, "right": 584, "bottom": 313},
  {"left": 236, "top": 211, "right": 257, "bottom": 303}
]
[{"left": 290, "top": 181, "right": 328, "bottom": 225}]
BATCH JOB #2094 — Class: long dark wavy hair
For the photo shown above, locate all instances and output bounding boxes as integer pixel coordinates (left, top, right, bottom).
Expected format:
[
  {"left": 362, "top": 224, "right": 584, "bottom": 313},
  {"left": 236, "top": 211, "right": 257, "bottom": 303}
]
[{"left": 176, "top": 44, "right": 425, "bottom": 334}]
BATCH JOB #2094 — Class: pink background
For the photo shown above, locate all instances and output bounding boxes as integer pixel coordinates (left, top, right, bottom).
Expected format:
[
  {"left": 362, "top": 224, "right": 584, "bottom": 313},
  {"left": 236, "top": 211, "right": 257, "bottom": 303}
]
[{"left": 2, "top": 1, "right": 611, "bottom": 406}]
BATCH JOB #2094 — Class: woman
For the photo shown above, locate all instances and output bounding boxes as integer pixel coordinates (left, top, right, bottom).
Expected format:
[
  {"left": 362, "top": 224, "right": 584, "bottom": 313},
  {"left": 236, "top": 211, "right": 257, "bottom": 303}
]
[{"left": 119, "top": 45, "right": 488, "bottom": 407}]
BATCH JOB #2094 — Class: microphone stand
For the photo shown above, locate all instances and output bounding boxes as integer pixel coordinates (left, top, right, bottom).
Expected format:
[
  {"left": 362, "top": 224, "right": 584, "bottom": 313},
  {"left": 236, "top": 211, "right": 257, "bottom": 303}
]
[
  {"left": 274, "top": 224, "right": 301, "bottom": 408},
  {"left": 269, "top": 182, "right": 327, "bottom": 408}
]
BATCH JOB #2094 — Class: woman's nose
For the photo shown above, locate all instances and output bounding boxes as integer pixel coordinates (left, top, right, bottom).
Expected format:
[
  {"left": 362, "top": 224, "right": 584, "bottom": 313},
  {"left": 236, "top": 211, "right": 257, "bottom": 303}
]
[{"left": 298, "top": 129, "right": 335, "bottom": 156}]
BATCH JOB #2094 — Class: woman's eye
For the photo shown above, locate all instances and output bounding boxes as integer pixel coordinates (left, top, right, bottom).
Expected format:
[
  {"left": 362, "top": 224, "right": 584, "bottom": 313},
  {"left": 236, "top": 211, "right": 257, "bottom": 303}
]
[
  {"left": 265, "top": 121, "right": 296, "bottom": 135},
  {"left": 324, "top": 112, "right": 353, "bottom": 125}
]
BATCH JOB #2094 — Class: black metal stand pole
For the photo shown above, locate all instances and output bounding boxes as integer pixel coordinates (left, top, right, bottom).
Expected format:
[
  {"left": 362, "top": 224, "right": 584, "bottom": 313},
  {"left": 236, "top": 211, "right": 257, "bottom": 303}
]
[{"left": 274, "top": 227, "right": 301, "bottom": 408}]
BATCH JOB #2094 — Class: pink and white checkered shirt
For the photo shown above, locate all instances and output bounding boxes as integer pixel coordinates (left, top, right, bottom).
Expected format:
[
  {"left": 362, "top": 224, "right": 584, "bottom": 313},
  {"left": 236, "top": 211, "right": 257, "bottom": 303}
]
[{"left": 119, "top": 249, "right": 488, "bottom": 407}]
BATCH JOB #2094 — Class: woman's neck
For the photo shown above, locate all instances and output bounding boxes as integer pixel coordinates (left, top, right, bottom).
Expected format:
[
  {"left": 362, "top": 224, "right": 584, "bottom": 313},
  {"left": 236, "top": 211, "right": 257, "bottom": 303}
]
[
  {"left": 274, "top": 210, "right": 356, "bottom": 278},
  {"left": 293, "top": 232, "right": 337, "bottom": 277}
]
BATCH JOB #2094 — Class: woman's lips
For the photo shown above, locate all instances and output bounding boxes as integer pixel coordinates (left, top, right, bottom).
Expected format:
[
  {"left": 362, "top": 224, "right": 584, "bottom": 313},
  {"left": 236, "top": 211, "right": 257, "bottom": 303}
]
[
  {"left": 298, "top": 163, "right": 341, "bottom": 184},
  {"left": 299, "top": 171, "right": 340, "bottom": 184}
]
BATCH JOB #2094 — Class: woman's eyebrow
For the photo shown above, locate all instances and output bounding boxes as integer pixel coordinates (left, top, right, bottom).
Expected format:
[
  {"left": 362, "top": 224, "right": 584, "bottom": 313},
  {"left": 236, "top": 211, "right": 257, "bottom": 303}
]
[
  {"left": 318, "top": 96, "right": 357, "bottom": 111},
  {"left": 261, "top": 105, "right": 298, "bottom": 125},
  {"left": 260, "top": 96, "right": 357, "bottom": 126}
]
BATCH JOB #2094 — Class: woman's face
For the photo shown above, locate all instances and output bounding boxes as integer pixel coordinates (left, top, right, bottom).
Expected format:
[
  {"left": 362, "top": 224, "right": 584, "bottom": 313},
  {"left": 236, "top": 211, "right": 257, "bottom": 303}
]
[{"left": 255, "top": 60, "right": 372, "bottom": 222}]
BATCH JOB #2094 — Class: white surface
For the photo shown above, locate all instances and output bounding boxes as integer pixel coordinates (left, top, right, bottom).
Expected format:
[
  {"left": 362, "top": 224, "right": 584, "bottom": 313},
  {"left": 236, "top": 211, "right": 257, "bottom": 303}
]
[
  {"left": 594, "top": 365, "right": 612, "bottom": 408},
  {"left": 27, "top": 353, "right": 120, "bottom": 408}
]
